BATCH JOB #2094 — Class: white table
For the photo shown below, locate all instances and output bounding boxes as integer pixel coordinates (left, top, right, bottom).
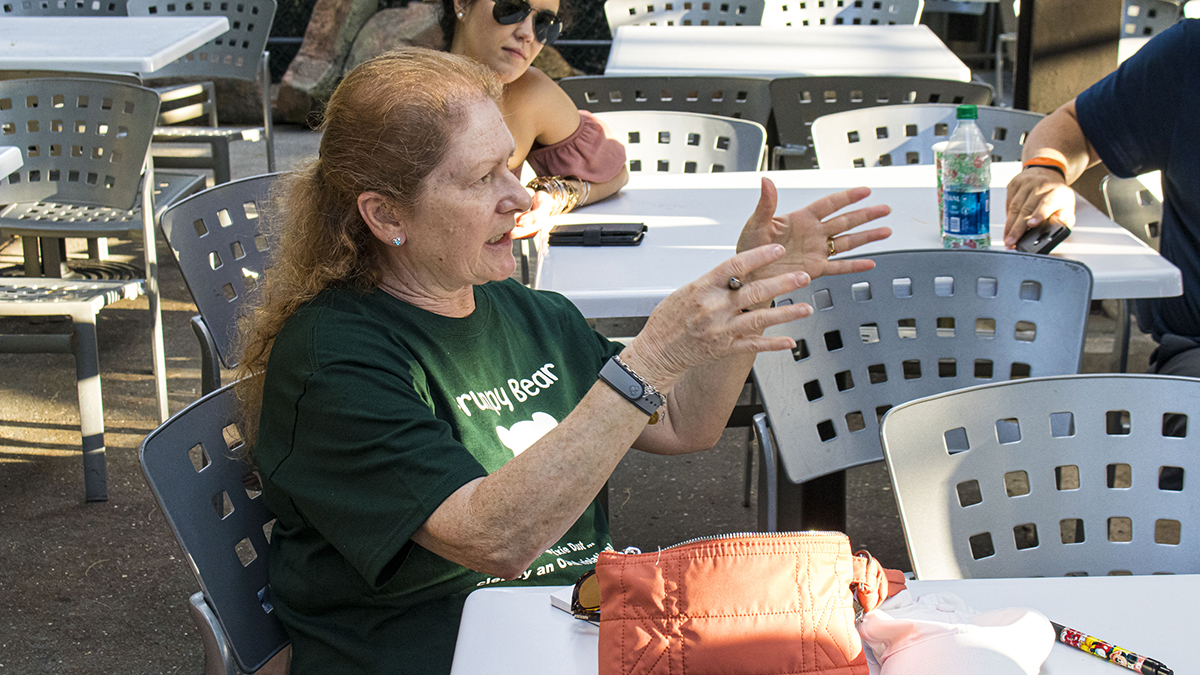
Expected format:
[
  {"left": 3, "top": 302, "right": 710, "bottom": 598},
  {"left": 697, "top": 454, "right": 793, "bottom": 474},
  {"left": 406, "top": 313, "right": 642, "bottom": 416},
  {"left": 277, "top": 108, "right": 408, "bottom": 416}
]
[
  {"left": 451, "top": 575, "right": 1192, "bottom": 674},
  {"left": 0, "top": 17, "right": 229, "bottom": 73},
  {"left": 605, "top": 25, "right": 973, "bottom": 81},
  {"left": 0, "top": 146, "right": 22, "bottom": 177},
  {"left": 534, "top": 163, "right": 1183, "bottom": 318}
]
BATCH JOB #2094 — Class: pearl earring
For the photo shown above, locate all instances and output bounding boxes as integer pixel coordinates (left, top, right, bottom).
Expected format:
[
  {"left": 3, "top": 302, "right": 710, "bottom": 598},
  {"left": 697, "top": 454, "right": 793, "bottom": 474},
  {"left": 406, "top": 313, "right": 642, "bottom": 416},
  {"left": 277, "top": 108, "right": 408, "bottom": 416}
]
[
  {"left": 457, "top": 10, "right": 463, "bottom": 18},
  {"left": 391, "top": 236, "right": 404, "bottom": 246}
]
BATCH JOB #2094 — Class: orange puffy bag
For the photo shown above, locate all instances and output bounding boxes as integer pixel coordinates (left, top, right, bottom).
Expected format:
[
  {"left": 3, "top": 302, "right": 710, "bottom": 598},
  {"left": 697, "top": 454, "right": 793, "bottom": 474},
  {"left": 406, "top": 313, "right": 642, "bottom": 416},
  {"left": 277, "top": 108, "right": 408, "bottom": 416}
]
[{"left": 595, "top": 532, "right": 906, "bottom": 675}]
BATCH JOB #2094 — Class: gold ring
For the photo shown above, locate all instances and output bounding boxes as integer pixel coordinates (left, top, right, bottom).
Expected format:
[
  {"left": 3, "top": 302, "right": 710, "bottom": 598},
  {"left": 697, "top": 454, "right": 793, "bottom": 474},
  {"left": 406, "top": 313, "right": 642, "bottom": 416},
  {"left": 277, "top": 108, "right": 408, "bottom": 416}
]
[{"left": 827, "top": 237, "right": 837, "bottom": 257}]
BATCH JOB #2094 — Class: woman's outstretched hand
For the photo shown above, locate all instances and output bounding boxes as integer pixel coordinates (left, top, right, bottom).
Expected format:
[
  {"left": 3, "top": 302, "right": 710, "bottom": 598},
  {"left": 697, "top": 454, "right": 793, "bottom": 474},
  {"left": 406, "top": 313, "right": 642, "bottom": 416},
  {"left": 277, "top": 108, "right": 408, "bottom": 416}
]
[
  {"left": 621, "top": 244, "right": 815, "bottom": 393},
  {"left": 736, "top": 178, "right": 892, "bottom": 289}
]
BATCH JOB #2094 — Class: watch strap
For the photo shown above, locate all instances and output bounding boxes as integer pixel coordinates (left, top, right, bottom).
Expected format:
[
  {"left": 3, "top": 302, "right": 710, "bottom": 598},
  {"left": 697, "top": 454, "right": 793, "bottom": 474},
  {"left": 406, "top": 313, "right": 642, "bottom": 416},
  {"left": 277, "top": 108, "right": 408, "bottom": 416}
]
[{"left": 598, "top": 355, "right": 664, "bottom": 417}]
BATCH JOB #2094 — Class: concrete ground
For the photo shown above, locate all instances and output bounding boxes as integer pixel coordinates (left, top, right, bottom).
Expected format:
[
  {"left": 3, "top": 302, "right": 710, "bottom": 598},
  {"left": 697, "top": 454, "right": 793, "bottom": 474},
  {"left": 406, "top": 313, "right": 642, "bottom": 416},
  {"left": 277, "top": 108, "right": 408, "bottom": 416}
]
[{"left": 0, "top": 125, "right": 1156, "bottom": 673}]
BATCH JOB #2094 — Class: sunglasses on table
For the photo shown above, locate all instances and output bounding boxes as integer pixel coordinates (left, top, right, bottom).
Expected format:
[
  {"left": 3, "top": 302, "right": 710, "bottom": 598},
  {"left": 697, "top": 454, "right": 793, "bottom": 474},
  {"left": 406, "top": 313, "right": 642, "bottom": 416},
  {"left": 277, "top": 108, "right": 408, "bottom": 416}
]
[
  {"left": 571, "top": 568, "right": 601, "bottom": 623},
  {"left": 491, "top": 0, "right": 563, "bottom": 45}
]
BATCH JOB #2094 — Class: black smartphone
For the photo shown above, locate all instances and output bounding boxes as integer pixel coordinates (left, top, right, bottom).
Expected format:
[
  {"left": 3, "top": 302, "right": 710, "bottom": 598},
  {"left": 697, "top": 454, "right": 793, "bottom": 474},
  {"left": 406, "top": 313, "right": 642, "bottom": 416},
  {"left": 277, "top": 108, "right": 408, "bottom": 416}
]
[
  {"left": 1016, "top": 218, "right": 1070, "bottom": 254},
  {"left": 547, "top": 222, "right": 646, "bottom": 246}
]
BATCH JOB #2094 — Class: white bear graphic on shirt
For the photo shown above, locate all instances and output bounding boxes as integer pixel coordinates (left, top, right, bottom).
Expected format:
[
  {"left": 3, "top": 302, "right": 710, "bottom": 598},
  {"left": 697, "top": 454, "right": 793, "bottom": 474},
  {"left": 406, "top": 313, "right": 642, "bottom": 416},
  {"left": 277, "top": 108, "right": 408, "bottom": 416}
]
[{"left": 495, "top": 412, "right": 559, "bottom": 456}]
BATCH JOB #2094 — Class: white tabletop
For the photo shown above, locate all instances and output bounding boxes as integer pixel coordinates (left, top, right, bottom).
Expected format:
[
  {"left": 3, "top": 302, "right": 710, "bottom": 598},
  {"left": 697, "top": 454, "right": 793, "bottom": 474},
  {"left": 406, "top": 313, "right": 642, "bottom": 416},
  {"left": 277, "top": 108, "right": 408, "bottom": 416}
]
[
  {"left": 0, "top": 146, "right": 23, "bottom": 177},
  {"left": 534, "top": 163, "right": 1183, "bottom": 318},
  {"left": 451, "top": 575, "right": 1192, "bottom": 675},
  {"left": 605, "top": 25, "right": 973, "bottom": 81},
  {"left": 0, "top": 17, "right": 229, "bottom": 73}
]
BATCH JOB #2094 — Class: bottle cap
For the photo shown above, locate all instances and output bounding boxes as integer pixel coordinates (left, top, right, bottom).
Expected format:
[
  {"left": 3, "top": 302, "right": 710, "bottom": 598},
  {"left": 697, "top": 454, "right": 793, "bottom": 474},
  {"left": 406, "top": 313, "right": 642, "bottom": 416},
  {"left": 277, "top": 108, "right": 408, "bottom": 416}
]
[{"left": 956, "top": 104, "right": 978, "bottom": 120}]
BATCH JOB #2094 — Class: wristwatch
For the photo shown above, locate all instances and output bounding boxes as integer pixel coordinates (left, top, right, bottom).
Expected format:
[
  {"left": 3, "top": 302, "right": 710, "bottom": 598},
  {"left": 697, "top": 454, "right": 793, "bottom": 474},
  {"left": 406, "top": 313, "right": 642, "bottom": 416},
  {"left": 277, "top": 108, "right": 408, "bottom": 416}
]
[{"left": 598, "top": 355, "right": 664, "bottom": 423}]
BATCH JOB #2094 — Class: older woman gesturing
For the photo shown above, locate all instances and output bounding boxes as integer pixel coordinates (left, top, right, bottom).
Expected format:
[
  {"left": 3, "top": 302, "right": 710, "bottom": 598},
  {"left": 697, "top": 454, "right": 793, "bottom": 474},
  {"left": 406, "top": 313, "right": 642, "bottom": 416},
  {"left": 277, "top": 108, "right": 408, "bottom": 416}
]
[{"left": 238, "top": 48, "right": 890, "bottom": 674}]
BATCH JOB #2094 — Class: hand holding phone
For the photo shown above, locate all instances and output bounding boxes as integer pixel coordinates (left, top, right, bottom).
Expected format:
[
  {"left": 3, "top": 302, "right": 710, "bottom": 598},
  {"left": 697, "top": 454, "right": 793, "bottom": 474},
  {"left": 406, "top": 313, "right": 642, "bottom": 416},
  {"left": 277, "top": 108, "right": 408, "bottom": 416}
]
[{"left": 1015, "top": 216, "right": 1070, "bottom": 254}]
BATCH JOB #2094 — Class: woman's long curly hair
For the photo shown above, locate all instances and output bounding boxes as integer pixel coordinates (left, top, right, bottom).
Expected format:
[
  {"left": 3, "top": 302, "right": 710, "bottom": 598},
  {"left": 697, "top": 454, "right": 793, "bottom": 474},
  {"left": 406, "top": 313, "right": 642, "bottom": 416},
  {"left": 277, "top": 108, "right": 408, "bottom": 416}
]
[{"left": 234, "top": 48, "right": 502, "bottom": 443}]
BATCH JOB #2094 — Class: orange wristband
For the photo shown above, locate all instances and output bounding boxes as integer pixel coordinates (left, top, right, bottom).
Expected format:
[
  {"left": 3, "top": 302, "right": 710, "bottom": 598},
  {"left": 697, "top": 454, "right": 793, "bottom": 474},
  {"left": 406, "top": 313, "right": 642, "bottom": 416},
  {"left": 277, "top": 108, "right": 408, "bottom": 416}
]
[{"left": 1023, "top": 157, "right": 1067, "bottom": 179}]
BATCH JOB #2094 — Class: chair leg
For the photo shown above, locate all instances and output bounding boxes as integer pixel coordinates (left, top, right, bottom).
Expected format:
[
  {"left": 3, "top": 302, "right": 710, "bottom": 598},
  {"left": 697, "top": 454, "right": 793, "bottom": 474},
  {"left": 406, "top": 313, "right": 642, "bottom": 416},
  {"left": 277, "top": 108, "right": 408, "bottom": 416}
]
[
  {"left": 71, "top": 314, "right": 108, "bottom": 502},
  {"left": 21, "top": 235, "right": 40, "bottom": 277},
  {"left": 142, "top": 158, "right": 170, "bottom": 423},
  {"left": 261, "top": 52, "right": 276, "bottom": 174},
  {"left": 212, "top": 138, "right": 233, "bottom": 185}
]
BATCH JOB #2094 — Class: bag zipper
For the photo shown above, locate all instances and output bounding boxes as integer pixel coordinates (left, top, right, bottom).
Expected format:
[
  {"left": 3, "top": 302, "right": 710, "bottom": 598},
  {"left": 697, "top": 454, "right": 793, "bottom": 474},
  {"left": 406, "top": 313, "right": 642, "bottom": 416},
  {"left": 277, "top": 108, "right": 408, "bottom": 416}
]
[{"left": 615, "top": 530, "right": 850, "bottom": 556}]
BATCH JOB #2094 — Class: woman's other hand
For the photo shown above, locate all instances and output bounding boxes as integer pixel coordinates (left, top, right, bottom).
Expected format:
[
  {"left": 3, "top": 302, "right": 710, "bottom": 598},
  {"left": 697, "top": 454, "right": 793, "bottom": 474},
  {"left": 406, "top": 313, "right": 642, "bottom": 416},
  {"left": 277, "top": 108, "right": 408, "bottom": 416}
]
[
  {"left": 1004, "top": 167, "right": 1076, "bottom": 248},
  {"left": 736, "top": 178, "right": 892, "bottom": 289},
  {"left": 622, "top": 244, "right": 814, "bottom": 392}
]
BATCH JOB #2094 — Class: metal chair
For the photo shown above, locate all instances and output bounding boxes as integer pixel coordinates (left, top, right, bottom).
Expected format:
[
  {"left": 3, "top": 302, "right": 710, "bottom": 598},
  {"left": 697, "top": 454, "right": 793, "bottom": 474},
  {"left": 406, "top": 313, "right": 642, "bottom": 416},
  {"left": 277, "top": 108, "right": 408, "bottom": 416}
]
[
  {"left": 595, "top": 110, "right": 768, "bottom": 173},
  {"left": 0, "top": 77, "right": 193, "bottom": 435},
  {"left": 1122, "top": 0, "right": 1182, "bottom": 36},
  {"left": 140, "top": 380, "right": 291, "bottom": 673},
  {"left": 880, "top": 374, "right": 1200, "bottom": 579},
  {"left": 0, "top": 0, "right": 126, "bottom": 14},
  {"left": 761, "top": 0, "right": 924, "bottom": 27},
  {"left": 160, "top": 173, "right": 279, "bottom": 396},
  {"left": 769, "top": 76, "right": 994, "bottom": 169},
  {"left": 750, "top": 249, "right": 1093, "bottom": 533},
  {"left": 1102, "top": 172, "right": 1163, "bottom": 373},
  {"left": 809, "top": 103, "right": 1043, "bottom": 169},
  {"left": 559, "top": 75, "right": 773, "bottom": 127},
  {"left": 604, "top": 0, "right": 765, "bottom": 31},
  {"left": 126, "top": 0, "right": 278, "bottom": 184}
]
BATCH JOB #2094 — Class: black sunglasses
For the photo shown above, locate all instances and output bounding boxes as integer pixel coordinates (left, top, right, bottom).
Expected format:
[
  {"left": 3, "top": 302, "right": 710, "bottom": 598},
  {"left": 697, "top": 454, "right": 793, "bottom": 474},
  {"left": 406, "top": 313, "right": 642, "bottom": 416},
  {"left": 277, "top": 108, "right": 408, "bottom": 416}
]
[
  {"left": 571, "top": 568, "right": 601, "bottom": 623},
  {"left": 492, "top": 0, "right": 562, "bottom": 45}
]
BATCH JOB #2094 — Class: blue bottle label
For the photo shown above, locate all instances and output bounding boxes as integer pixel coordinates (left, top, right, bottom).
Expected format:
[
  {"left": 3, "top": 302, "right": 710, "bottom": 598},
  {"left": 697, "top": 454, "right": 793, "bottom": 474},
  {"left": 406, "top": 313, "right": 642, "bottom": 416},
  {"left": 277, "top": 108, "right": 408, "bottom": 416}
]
[{"left": 943, "top": 190, "right": 990, "bottom": 236}]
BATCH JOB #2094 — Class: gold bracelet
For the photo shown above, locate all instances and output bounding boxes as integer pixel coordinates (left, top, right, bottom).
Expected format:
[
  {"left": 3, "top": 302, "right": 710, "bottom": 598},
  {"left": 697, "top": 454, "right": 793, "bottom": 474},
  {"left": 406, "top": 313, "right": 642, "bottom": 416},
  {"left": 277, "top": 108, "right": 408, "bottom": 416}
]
[
  {"left": 526, "top": 175, "right": 582, "bottom": 216},
  {"left": 564, "top": 174, "right": 591, "bottom": 207}
]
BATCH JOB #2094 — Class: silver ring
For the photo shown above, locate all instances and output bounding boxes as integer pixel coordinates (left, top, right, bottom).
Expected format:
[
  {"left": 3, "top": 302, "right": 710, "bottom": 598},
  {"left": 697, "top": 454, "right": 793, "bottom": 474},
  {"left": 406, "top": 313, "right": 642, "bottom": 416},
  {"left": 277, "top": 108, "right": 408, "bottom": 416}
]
[{"left": 727, "top": 276, "right": 744, "bottom": 291}]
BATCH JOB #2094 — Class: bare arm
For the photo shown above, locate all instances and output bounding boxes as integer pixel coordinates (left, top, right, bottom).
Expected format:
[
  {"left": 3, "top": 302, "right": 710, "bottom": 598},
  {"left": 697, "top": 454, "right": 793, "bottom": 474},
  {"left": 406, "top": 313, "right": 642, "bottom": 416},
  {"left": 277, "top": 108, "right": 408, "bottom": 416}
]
[
  {"left": 412, "top": 246, "right": 810, "bottom": 578},
  {"left": 1003, "top": 99, "right": 1103, "bottom": 246}
]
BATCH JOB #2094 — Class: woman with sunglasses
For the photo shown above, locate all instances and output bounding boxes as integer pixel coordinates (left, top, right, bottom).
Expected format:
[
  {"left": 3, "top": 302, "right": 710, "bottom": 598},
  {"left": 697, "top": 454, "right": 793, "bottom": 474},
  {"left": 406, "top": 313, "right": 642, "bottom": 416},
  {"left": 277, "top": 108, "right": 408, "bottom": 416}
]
[
  {"left": 442, "top": 0, "right": 629, "bottom": 237},
  {"left": 240, "top": 49, "right": 890, "bottom": 674}
]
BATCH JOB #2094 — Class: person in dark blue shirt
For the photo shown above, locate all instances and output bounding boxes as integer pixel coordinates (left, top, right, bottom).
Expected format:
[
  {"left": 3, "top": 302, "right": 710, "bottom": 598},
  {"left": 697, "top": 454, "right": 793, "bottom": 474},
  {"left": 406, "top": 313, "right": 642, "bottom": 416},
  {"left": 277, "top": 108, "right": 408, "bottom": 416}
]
[{"left": 1005, "top": 19, "right": 1200, "bottom": 376}]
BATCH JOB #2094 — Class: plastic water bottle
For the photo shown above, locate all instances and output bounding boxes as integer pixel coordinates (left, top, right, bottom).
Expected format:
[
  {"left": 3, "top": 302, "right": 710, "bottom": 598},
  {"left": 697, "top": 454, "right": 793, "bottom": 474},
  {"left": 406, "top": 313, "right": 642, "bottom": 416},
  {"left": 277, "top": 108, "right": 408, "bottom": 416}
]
[{"left": 941, "top": 105, "right": 991, "bottom": 249}]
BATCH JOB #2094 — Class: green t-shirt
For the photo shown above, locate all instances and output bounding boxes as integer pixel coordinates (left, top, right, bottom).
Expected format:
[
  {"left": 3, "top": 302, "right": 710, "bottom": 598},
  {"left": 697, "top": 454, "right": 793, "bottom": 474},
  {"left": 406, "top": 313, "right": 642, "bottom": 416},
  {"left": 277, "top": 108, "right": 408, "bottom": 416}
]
[{"left": 254, "top": 279, "right": 622, "bottom": 674}]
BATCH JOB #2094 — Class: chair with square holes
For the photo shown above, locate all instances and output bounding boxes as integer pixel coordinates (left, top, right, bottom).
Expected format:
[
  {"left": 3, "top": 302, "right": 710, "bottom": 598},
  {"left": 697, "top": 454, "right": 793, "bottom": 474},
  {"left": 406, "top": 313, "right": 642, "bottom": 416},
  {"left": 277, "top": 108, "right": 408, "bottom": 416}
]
[
  {"left": 1102, "top": 173, "right": 1163, "bottom": 373},
  {"left": 0, "top": 0, "right": 127, "bottom": 15},
  {"left": 1121, "top": 0, "right": 1182, "bottom": 38},
  {"left": 809, "top": 103, "right": 1043, "bottom": 169},
  {"left": 0, "top": 77, "right": 200, "bottom": 436},
  {"left": 760, "top": 0, "right": 924, "bottom": 27},
  {"left": 595, "top": 110, "right": 768, "bottom": 174},
  {"left": 604, "top": 0, "right": 766, "bottom": 32},
  {"left": 160, "top": 173, "right": 279, "bottom": 396},
  {"left": 126, "top": 0, "right": 278, "bottom": 185},
  {"left": 139, "top": 379, "right": 292, "bottom": 674},
  {"left": 879, "top": 373, "right": 1200, "bottom": 579},
  {"left": 769, "top": 76, "right": 994, "bottom": 169},
  {"left": 749, "top": 249, "right": 1093, "bottom": 533},
  {"left": 559, "top": 75, "right": 773, "bottom": 128}
]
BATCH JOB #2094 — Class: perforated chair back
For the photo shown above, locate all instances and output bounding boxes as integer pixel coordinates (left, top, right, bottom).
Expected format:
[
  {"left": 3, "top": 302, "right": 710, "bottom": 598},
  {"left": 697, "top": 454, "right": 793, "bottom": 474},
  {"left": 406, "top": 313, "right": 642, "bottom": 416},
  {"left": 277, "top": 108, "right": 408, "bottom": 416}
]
[
  {"left": 160, "top": 173, "right": 278, "bottom": 392},
  {"left": 1, "top": 0, "right": 126, "bottom": 15},
  {"left": 139, "top": 380, "right": 290, "bottom": 673},
  {"left": 761, "top": 0, "right": 923, "bottom": 26},
  {"left": 1121, "top": 0, "right": 1181, "bottom": 37},
  {"left": 880, "top": 374, "right": 1200, "bottom": 579},
  {"left": 1102, "top": 173, "right": 1162, "bottom": 250},
  {"left": 810, "top": 103, "right": 1043, "bottom": 169},
  {"left": 753, "top": 249, "right": 1093, "bottom": 489},
  {"left": 769, "top": 76, "right": 994, "bottom": 169},
  {"left": 560, "top": 75, "right": 773, "bottom": 126},
  {"left": 595, "top": 110, "right": 767, "bottom": 173},
  {"left": 126, "top": 0, "right": 276, "bottom": 82},
  {"left": 0, "top": 77, "right": 159, "bottom": 208},
  {"left": 605, "top": 0, "right": 765, "bottom": 30}
]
